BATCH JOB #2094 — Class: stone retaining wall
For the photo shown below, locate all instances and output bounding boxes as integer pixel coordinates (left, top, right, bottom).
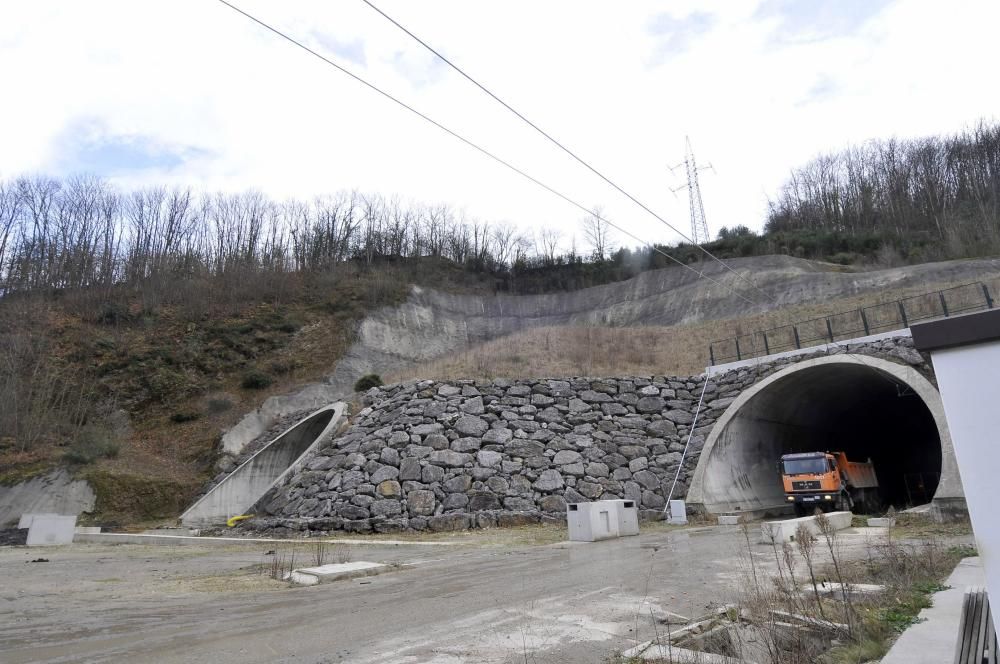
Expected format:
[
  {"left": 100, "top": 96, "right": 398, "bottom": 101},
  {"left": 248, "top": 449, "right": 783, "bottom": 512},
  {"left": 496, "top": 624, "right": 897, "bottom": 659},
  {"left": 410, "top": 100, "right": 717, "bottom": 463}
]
[
  {"left": 243, "top": 335, "right": 928, "bottom": 534},
  {"left": 247, "top": 374, "right": 730, "bottom": 534}
]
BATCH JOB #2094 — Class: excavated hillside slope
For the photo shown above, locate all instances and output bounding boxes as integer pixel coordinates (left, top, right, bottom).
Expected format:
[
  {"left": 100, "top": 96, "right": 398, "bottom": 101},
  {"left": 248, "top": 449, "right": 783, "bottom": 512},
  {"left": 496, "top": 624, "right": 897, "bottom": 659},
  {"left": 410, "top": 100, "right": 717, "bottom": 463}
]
[{"left": 222, "top": 255, "right": 1000, "bottom": 458}]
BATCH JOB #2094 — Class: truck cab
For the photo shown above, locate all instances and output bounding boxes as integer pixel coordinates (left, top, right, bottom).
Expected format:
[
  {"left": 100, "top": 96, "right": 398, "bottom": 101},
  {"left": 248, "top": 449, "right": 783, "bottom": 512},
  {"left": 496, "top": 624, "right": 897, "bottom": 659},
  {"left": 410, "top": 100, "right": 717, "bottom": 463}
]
[{"left": 780, "top": 452, "right": 845, "bottom": 515}]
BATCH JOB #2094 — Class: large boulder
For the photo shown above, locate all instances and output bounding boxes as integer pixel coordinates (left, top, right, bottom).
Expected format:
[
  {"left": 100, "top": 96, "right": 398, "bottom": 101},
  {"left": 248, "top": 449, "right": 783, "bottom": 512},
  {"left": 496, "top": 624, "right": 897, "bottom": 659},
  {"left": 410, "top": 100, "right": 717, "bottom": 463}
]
[
  {"left": 533, "top": 469, "right": 565, "bottom": 492},
  {"left": 428, "top": 450, "right": 472, "bottom": 468},
  {"left": 636, "top": 396, "right": 666, "bottom": 414},
  {"left": 428, "top": 513, "right": 471, "bottom": 531},
  {"left": 455, "top": 415, "right": 489, "bottom": 437},
  {"left": 407, "top": 490, "right": 436, "bottom": 516}
]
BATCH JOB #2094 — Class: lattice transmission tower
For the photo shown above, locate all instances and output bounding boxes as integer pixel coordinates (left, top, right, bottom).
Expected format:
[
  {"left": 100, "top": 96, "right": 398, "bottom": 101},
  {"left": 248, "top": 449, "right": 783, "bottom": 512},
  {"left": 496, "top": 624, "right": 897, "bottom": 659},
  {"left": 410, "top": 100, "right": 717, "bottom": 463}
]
[{"left": 669, "top": 137, "right": 715, "bottom": 245}]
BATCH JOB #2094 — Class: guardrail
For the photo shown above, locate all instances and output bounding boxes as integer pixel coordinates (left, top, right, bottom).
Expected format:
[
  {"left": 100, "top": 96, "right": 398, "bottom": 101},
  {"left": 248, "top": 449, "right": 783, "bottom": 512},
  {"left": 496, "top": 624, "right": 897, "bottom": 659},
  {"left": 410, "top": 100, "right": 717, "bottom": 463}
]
[{"left": 708, "top": 281, "right": 994, "bottom": 366}]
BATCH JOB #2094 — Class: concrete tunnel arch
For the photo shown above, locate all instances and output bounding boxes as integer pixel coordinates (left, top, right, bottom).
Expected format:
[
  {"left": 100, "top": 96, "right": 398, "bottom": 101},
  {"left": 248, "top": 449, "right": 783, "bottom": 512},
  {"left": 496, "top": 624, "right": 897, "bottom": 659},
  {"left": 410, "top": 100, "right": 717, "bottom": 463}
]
[
  {"left": 181, "top": 403, "right": 347, "bottom": 527},
  {"left": 686, "top": 355, "right": 964, "bottom": 516}
]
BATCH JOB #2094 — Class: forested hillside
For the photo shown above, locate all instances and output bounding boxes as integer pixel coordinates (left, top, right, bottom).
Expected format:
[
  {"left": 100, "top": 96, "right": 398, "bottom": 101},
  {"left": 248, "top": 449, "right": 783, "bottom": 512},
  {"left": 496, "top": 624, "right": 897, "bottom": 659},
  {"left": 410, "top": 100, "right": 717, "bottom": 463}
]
[{"left": 761, "top": 120, "right": 1000, "bottom": 263}]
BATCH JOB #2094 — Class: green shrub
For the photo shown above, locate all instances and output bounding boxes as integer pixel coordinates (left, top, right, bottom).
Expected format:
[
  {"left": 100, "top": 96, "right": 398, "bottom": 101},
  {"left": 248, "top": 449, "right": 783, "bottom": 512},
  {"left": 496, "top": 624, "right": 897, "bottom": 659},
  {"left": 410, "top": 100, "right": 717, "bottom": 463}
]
[
  {"left": 169, "top": 410, "right": 201, "bottom": 423},
  {"left": 268, "top": 359, "right": 297, "bottom": 375},
  {"left": 94, "top": 301, "right": 133, "bottom": 326},
  {"left": 276, "top": 319, "right": 302, "bottom": 333},
  {"left": 142, "top": 366, "right": 193, "bottom": 403},
  {"left": 206, "top": 396, "right": 234, "bottom": 413},
  {"left": 63, "top": 426, "right": 121, "bottom": 465},
  {"left": 827, "top": 251, "right": 861, "bottom": 265},
  {"left": 354, "top": 373, "right": 383, "bottom": 392},
  {"left": 241, "top": 370, "right": 273, "bottom": 390}
]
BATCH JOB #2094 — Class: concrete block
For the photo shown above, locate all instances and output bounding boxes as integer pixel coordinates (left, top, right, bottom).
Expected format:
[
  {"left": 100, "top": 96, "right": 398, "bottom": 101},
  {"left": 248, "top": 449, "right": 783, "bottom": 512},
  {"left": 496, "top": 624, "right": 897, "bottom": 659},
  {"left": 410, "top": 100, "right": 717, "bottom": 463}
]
[
  {"left": 287, "top": 570, "right": 320, "bottom": 586},
  {"left": 285, "top": 561, "right": 386, "bottom": 585},
  {"left": 760, "top": 511, "right": 852, "bottom": 544},
  {"left": 717, "top": 515, "right": 741, "bottom": 526},
  {"left": 567, "top": 501, "right": 620, "bottom": 542},
  {"left": 26, "top": 514, "right": 77, "bottom": 546},
  {"left": 624, "top": 641, "right": 748, "bottom": 663},
  {"left": 867, "top": 517, "right": 896, "bottom": 528},
  {"left": 142, "top": 528, "right": 195, "bottom": 536},
  {"left": 604, "top": 499, "right": 640, "bottom": 536},
  {"left": 74, "top": 526, "right": 102, "bottom": 535},
  {"left": 667, "top": 500, "right": 688, "bottom": 525}
]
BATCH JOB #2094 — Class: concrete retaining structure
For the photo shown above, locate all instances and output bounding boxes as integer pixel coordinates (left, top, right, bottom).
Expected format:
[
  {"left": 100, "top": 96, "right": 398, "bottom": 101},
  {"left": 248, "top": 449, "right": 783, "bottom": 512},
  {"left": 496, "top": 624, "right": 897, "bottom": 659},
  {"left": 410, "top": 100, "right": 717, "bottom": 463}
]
[
  {"left": 181, "top": 403, "right": 347, "bottom": 527},
  {"left": 26, "top": 514, "right": 77, "bottom": 546},
  {"left": 0, "top": 470, "right": 95, "bottom": 528},
  {"left": 686, "top": 346, "right": 963, "bottom": 520}
]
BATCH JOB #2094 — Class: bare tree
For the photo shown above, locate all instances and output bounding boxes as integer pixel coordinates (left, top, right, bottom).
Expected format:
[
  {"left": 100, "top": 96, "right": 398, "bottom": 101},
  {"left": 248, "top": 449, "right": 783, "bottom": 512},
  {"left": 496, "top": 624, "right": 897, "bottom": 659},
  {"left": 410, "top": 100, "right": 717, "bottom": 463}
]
[
  {"left": 490, "top": 222, "right": 522, "bottom": 268},
  {"left": 581, "top": 205, "right": 612, "bottom": 260},
  {"left": 536, "top": 228, "right": 561, "bottom": 265}
]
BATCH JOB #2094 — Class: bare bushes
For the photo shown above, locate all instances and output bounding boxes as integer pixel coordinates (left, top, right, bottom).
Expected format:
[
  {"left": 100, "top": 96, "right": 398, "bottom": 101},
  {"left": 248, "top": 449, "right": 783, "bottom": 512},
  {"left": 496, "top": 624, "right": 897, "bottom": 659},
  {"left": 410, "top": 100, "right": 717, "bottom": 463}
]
[
  {"left": 0, "top": 305, "right": 92, "bottom": 454},
  {"left": 261, "top": 541, "right": 352, "bottom": 582},
  {"left": 661, "top": 519, "right": 973, "bottom": 663},
  {"left": 0, "top": 299, "right": 130, "bottom": 461}
]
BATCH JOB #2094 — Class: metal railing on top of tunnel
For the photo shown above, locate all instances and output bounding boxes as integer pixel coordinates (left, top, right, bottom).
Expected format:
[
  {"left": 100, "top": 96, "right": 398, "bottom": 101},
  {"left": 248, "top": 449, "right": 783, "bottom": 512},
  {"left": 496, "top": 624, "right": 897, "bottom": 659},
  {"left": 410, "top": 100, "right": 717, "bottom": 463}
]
[{"left": 708, "top": 281, "right": 995, "bottom": 366}]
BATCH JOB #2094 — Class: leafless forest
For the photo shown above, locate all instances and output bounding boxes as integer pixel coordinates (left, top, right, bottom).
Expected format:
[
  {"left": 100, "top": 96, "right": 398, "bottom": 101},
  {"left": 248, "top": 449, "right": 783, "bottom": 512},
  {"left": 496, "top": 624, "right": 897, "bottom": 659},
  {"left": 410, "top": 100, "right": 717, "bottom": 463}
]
[{"left": 765, "top": 121, "right": 1000, "bottom": 257}]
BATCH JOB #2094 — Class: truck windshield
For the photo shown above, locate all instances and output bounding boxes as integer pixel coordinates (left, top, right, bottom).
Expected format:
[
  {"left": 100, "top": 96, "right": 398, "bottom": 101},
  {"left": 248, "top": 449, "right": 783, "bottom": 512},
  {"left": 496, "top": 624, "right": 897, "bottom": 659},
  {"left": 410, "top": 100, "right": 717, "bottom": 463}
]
[{"left": 782, "top": 458, "right": 827, "bottom": 475}]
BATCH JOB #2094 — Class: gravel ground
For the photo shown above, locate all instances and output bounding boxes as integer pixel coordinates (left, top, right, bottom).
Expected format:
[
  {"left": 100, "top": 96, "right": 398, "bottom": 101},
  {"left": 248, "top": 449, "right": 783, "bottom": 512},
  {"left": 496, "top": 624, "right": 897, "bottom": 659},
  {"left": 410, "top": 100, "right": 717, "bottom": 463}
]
[{"left": 2, "top": 522, "right": 963, "bottom": 664}]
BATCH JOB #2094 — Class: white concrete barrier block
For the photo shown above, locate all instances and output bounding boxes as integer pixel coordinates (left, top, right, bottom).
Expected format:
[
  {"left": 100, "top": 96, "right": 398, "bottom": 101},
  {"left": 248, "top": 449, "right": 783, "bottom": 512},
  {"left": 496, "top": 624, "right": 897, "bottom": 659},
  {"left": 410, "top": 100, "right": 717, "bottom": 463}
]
[
  {"left": 285, "top": 571, "right": 320, "bottom": 586},
  {"left": 74, "top": 526, "right": 102, "bottom": 535},
  {"left": 867, "top": 517, "right": 896, "bottom": 528},
  {"left": 286, "top": 561, "right": 385, "bottom": 585},
  {"left": 668, "top": 500, "right": 688, "bottom": 525},
  {"left": 718, "top": 515, "right": 741, "bottom": 526},
  {"left": 760, "top": 511, "right": 852, "bottom": 544},
  {"left": 26, "top": 514, "right": 77, "bottom": 546},
  {"left": 567, "top": 501, "right": 621, "bottom": 541},
  {"left": 604, "top": 499, "right": 640, "bottom": 536}
]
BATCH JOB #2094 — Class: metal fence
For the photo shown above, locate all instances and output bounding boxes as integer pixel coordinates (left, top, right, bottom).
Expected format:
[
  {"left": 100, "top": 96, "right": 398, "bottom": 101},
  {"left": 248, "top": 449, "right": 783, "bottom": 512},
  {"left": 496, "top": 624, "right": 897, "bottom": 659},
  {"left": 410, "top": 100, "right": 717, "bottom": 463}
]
[{"left": 708, "top": 281, "right": 995, "bottom": 366}]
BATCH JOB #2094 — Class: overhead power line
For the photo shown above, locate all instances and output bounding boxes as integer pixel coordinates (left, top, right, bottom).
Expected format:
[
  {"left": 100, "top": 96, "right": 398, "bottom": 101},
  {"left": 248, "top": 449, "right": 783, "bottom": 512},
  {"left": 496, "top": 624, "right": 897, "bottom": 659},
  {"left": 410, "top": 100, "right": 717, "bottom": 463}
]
[
  {"left": 360, "top": 0, "right": 774, "bottom": 304},
  {"left": 213, "top": 0, "right": 761, "bottom": 305},
  {"left": 361, "top": 0, "right": 906, "bottom": 393}
]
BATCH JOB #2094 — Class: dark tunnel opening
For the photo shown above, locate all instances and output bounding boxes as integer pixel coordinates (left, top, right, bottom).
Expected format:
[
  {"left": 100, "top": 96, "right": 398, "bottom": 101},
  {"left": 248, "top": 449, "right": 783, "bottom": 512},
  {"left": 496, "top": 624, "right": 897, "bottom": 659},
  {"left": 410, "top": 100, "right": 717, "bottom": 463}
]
[{"left": 698, "top": 362, "right": 942, "bottom": 514}]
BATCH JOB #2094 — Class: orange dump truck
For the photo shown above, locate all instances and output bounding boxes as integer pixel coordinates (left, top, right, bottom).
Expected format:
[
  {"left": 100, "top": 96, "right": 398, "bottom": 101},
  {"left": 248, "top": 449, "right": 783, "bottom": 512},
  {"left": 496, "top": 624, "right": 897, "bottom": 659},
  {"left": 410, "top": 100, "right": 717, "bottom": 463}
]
[{"left": 779, "top": 451, "right": 879, "bottom": 515}]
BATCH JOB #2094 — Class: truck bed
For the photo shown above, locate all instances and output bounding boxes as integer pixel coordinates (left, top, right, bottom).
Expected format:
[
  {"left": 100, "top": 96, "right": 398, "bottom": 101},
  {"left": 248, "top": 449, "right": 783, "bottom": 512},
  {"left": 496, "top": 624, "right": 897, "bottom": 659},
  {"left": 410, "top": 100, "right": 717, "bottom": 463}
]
[{"left": 841, "top": 457, "right": 879, "bottom": 489}]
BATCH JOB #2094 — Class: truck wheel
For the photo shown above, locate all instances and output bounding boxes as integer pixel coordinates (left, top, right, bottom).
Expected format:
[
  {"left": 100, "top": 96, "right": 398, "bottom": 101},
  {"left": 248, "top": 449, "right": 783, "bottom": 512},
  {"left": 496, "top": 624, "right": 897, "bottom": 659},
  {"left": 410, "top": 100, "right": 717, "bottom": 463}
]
[{"left": 793, "top": 503, "right": 807, "bottom": 518}]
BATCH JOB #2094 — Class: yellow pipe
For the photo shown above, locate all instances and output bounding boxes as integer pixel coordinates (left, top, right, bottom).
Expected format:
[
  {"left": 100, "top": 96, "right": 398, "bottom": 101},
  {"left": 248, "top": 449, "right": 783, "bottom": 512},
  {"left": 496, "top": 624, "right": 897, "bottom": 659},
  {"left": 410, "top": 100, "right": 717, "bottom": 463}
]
[{"left": 227, "top": 514, "right": 253, "bottom": 527}]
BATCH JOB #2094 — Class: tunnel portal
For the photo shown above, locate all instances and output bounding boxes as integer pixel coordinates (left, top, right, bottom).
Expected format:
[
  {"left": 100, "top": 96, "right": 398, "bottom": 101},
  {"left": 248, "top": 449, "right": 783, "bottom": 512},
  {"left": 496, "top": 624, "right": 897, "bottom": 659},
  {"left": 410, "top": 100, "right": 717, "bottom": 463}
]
[{"left": 692, "top": 356, "right": 947, "bottom": 515}]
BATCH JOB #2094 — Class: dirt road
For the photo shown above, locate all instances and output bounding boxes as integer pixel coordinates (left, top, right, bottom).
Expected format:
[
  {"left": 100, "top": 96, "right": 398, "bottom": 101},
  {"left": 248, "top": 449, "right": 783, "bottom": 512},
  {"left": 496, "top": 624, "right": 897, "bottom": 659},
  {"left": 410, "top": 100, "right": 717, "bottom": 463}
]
[{"left": 0, "top": 525, "right": 896, "bottom": 663}]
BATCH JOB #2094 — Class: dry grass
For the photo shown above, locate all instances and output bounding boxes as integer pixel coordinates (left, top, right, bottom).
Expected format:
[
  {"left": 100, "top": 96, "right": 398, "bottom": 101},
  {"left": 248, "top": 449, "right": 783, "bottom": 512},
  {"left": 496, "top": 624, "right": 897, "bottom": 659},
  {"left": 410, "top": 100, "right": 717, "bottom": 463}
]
[{"left": 390, "top": 274, "right": 1000, "bottom": 381}]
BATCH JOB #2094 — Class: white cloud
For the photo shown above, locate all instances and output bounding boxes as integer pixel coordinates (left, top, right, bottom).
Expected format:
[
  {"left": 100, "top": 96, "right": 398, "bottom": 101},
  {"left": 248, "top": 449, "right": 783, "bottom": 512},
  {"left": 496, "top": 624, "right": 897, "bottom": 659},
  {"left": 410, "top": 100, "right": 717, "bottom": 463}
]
[{"left": 0, "top": 0, "right": 998, "bottom": 251}]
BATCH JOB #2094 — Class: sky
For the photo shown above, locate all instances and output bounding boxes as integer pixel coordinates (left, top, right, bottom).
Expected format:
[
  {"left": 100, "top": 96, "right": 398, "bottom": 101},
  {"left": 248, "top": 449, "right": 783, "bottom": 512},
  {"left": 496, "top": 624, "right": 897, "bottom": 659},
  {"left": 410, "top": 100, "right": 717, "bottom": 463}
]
[{"left": 1, "top": 0, "right": 998, "bottom": 251}]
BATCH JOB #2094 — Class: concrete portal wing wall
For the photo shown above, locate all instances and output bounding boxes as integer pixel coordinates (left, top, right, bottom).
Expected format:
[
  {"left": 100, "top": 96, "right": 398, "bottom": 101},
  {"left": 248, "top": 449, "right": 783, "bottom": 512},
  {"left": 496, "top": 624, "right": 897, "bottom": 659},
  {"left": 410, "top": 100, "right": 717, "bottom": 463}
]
[
  {"left": 686, "top": 355, "right": 964, "bottom": 517},
  {"left": 181, "top": 403, "right": 346, "bottom": 527}
]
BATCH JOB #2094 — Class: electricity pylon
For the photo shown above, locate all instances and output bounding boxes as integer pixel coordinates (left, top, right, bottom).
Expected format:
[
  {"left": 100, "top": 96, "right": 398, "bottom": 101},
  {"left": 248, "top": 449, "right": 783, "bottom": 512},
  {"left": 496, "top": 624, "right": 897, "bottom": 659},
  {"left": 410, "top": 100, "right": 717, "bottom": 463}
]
[{"left": 669, "top": 137, "right": 715, "bottom": 245}]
